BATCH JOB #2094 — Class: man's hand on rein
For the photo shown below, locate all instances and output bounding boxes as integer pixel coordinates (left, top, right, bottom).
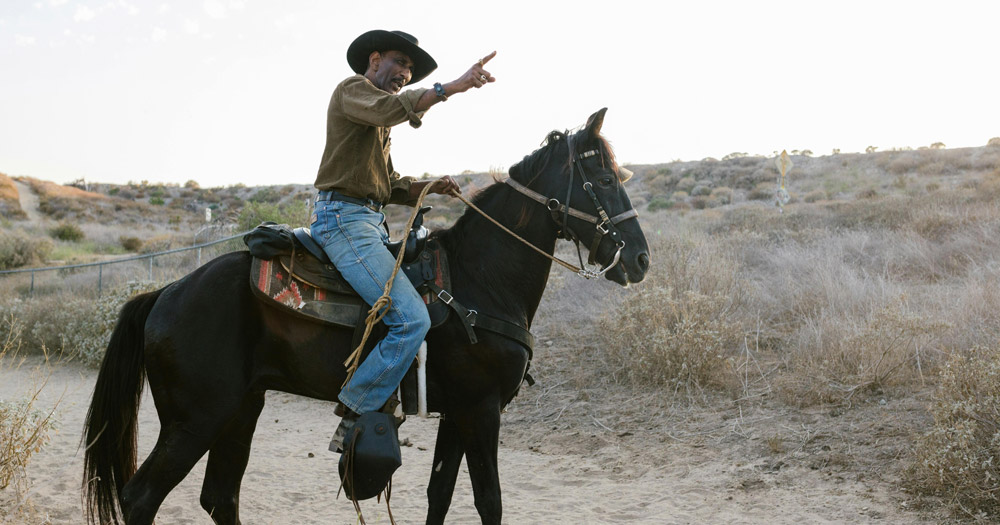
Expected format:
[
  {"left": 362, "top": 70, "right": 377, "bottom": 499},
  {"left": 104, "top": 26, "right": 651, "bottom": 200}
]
[{"left": 428, "top": 175, "right": 461, "bottom": 197}]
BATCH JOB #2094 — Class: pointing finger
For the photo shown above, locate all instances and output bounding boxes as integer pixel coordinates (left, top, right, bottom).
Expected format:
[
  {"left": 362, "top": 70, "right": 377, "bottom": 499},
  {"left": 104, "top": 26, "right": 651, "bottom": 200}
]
[{"left": 478, "top": 51, "right": 497, "bottom": 67}]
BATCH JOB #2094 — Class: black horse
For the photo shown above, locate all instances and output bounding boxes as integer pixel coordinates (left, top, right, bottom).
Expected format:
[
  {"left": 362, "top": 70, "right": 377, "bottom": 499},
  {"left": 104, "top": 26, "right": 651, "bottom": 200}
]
[{"left": 83, "top": 108, "right": 649, "bottom": 525}]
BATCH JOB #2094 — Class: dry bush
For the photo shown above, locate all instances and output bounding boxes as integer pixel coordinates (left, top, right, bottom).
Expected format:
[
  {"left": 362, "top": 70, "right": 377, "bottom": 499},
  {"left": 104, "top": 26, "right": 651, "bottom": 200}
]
[
  {"left": 598, "top": 233, "right": 750, "bottom": 395},
  {"left": 906, "top": 345, "right": 1000, "bottom": 520},
  {"left": 676, "top": 176, "right": 697, "bottom": 193},
  {"left": 748, "top": 182, "right": 774, "bottom": 201},
  {"left": 49, "top": 222, "right": 85, "bottom": 242},
  {"left": 709, "top": 186, "right": 733, "bottom": 205},
  {"left": 0, "top": 316, "right": 56, "bottom": 506},
  {"left": 775, "top": 302, "right": 949, "bottom": 406},
  {"left": 119, "top": 236, "right": 143, "bottom": 252},
  {"left": 0, "top": 230, "right": 53, "bottom": 270},
  {"left": 0, "top": 282, "right": 158, "bottom": 366}
]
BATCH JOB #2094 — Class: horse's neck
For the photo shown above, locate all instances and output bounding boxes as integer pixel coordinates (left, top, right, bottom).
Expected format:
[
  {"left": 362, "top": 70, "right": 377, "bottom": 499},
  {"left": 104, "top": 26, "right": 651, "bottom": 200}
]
[{"left": 445, "top": 186, "right": 558, "bottom": 326}]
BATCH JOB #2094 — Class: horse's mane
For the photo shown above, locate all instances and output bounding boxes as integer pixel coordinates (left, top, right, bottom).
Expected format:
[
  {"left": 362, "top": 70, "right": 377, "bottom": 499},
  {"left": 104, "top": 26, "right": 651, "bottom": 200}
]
[{"left": 433, "top": 127, "right": 618, "bottom": 247}]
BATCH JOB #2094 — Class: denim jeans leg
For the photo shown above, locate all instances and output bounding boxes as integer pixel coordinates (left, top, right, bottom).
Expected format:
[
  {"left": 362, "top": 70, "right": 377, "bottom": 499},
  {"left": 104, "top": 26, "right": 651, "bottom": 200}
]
[{"left": 312, "top": 200, "right": 431, "bottom": 414}]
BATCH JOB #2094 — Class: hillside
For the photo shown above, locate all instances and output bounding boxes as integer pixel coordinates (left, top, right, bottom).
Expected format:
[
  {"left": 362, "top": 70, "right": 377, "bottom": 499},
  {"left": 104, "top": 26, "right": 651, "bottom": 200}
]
[{"left": 2, "top": 143, "right": 1000, "bottom": 271}]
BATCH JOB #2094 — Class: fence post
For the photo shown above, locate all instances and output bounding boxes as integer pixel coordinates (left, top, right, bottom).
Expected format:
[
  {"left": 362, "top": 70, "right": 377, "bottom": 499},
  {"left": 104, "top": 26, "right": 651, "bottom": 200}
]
[
  {"left": 30, "top": 270, "right": 35, "bottom": 296},
  {"left": 148, "top": 256, "right": 153, "bottom": 280},
  {"left": 98, "top": 265, "right": 103, "bottom": 297},
  {"left": 197, "top": 247, "right": 202, "bottom": 268}
]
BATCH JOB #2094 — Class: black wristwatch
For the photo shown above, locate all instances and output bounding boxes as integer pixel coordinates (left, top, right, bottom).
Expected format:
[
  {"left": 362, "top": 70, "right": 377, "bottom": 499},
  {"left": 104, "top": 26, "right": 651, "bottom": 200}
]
[{"left": 433, "top": 82, "right": 448, "bottom": 100}]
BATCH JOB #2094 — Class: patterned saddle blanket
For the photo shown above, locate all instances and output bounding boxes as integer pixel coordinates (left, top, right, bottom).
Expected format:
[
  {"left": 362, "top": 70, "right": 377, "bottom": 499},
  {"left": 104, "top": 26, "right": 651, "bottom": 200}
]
[{"left": 248, "top": 238, "right": 452, "bottom": 330}]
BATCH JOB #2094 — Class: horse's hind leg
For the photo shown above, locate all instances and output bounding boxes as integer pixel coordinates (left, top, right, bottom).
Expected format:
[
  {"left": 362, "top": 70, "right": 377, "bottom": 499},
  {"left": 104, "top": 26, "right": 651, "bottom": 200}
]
[
  {"left": 119, "top": 425, "right": 215, "bottom": 525},
  {"left": 200, "top": 392, "right": 266, "bottom": 525},
  {"left": 426, "top": 416, "right": 465, "bottom": 525}
]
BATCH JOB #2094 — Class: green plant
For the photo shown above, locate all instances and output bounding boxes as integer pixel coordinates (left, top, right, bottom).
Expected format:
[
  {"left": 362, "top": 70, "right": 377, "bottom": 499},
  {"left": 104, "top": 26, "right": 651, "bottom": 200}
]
[
  {"left": 49, "top": 222, "right": 85, "bottom": 242},
  {"left": 237, "top": 200, "right": 310, "bottom": 232},
  {"left": 149, "top": 197, "right": 165, "bottom": 206},
  {"left": 646, "top": 196, "right": 674, "bottom": 212}
]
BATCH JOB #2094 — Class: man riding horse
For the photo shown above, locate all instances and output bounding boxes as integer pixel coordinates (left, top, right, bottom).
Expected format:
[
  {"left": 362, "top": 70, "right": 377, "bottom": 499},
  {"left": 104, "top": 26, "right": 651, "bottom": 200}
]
[{"left": 312, "top": 29, "right": 496, "bottom": 451}]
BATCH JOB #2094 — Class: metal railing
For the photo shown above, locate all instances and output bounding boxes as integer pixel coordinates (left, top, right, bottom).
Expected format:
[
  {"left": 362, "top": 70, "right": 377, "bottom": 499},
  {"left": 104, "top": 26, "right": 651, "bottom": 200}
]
[{"left": 0, "top": 230, "right": 251, "bottom": 297}]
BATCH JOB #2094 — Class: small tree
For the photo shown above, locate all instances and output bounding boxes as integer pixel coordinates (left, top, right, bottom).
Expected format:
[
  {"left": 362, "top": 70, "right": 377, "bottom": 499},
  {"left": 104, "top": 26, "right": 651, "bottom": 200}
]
[
  {"left": 930, "top": 142, "right": 945, "bottom": 150},
  {"left": 865, "top": 145, "right": 878, "bottom": 154}
]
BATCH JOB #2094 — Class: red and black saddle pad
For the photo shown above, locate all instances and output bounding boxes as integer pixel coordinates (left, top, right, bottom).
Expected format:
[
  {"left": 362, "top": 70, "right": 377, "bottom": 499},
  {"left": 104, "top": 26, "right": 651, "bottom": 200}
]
[
  {"left": 247, "top": 238, "right": 453, "bottom": 330},
  {"left": 249, "top": 256, "right": 366, "bottom": 329}
]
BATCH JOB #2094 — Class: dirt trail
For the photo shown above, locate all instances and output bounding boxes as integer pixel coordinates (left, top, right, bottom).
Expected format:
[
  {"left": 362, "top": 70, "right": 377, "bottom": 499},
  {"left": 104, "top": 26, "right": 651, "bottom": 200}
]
[
  {"left": 12, "top": 179, "right": 43, "bottom": 223},
  {"left": 1, "top": 359, "right": 934, "bottom": 524}
]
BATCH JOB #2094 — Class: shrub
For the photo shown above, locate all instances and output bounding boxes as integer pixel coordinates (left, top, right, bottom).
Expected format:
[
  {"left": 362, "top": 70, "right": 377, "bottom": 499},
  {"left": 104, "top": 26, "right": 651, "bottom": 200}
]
[
  {"left": 149, "top": 197, "right": 165, "bottom": 206},
  {"left": 709, "top": 187, "right": 733, "bottom": 205},
  {"left": 777, "top": 303, "right": 949, "bottom": 406},
  {"left": 671, "top": 191, "right": 689, "bottom": 201},
  {"left": 598, "top": 234, "right": 748, "bottom": 395},
  {"left": 0, "top": 282, "right": 159, "bottom": 366},
  {"left": 691, "top": 185, "right": 712, "bottom": 197},
  {"left": 184, "top": 179, "right": 201, "bottom": 189},
  {"left": 690, "top": 196, "right": 709, "bottom": 209},
  {"left": 906, "top": 345, "right": 1000, "bottom": 519},
  {"left": 646, "top": 196, "right": 674, "bottom": 212},
  {"left": 119, "top": 236, "right": 143, "bottom": 252},
  {"left": 748, "top": 182, "right": 775, "bottom": 201},
  {"left": 676, "top": 177, "right": 697, "bottom": 193},
  {"left": 49, "top": 222, "right": 85, "bottom": 242},
  {"left": 237, "top": 200, "right": 310, "bottom": 232},
  {"left": 0, "top": 231, "right": 53, "bottom": 269},
  {"left": 248, "top": 187, "right": 283, "bottom": 204}
]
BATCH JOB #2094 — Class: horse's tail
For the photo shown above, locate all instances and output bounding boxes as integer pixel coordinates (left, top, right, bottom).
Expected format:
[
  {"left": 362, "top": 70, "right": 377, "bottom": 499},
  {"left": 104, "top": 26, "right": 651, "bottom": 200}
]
[{"left": 82, "top": 288, "right": 163, "bottom": 525}]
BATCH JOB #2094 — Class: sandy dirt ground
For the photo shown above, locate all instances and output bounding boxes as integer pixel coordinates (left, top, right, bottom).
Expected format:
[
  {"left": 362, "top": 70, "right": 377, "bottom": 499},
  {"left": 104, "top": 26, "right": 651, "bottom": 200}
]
[{"left": 1, "top": 352, "right": 937, "bottom": 525}]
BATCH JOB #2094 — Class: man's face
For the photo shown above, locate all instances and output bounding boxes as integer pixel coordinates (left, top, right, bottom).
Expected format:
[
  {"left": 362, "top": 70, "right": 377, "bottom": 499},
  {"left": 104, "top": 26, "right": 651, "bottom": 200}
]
[{"left": 370, "top": 50, "right": 414, "bottom": 94}]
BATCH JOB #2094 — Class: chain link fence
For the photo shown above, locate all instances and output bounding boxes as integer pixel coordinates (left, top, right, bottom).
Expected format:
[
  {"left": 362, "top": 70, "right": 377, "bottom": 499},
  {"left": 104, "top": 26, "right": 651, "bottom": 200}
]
[{"left": 0, "top": 228, "right": 251, "bottom": 298}]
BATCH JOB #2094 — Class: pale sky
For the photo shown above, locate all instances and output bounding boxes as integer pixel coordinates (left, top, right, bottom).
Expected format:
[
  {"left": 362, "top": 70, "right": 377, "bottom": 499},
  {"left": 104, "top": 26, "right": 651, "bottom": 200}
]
[{"left": 1, "top": 1, "right": 998, "bottom": 188}]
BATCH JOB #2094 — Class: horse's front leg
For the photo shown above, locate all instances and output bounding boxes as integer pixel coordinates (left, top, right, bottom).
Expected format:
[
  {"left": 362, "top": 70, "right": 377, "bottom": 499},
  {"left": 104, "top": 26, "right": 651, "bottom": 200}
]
[
  {"left": 426, "top": 416, "right": 465, "bottom": 524},
  {"left": 453, "top": 399, "right": 503, "bottom": 525}
]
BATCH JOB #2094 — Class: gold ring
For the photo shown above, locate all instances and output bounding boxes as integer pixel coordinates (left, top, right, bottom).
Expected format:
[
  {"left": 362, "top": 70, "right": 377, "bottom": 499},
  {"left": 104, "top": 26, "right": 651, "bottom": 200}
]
[
  {"left": 478, "top": 59, "right": 484, "bottom": 66},
  {"left": 480, "top": 74, "right": 487, "bottom": 81}
]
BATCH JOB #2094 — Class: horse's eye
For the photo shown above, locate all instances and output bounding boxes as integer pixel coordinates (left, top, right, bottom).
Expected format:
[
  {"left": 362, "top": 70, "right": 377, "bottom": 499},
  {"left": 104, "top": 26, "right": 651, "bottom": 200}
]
[{"left": 599, "top": 176, "right": 614, "bottom": 187}]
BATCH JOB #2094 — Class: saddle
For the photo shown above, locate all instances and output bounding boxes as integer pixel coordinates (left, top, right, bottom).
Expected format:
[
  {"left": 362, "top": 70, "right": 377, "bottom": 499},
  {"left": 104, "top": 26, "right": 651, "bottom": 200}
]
[
  {"left": 243, "top": 209, "right": 537, "bottom": 414},
  {"left": 246, "top": 208, "right": 452, "bottom": 329},
  {"left": 244, "top": 209, "right": 453, "bottom": 415}
]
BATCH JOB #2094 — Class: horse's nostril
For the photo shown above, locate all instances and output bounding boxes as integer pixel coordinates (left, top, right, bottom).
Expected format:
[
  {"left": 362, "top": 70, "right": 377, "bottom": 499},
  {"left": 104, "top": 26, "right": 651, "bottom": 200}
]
[{"left": 638, "top": 252, "right": 650, "bottom": 271}]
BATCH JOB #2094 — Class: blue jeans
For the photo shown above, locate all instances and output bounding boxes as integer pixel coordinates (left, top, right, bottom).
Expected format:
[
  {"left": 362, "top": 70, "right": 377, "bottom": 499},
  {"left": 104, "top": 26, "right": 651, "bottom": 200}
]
[{"left": 312, "top": 200, "right": 431, "bottom": 414}]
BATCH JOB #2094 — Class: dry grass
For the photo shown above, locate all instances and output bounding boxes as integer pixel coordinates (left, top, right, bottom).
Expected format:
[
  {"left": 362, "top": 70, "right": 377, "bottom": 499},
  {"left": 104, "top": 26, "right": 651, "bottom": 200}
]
[
  {"left": 0, "top": 172, "right": 26, "bottom": 220},
  {"left": 0, "top": 316, "right": 57, "bottom": 518}
]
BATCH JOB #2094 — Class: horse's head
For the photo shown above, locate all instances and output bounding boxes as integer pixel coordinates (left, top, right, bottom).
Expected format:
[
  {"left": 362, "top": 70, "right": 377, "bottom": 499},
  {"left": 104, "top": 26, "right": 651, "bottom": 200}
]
[{"left": 509, "top": 108, "right": 650, "bottom": 285}]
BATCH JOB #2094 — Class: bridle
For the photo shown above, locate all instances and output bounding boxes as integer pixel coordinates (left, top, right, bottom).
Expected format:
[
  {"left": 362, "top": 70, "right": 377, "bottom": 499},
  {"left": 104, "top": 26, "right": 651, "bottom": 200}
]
[{"left": 502, "top": 132, "right": 638, "bottom": 279}]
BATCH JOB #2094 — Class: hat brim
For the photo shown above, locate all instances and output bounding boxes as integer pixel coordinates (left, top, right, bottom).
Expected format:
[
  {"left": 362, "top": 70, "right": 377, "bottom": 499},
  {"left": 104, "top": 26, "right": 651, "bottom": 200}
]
[{"left": 347, "top": 30, "right": 438, "bottom": 85}]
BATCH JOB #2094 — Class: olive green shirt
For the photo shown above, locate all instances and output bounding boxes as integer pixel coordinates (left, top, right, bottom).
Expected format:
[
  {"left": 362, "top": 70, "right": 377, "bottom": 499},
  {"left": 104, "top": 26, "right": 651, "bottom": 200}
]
[{"left": 314, "top": 75, "right": 430, "bottom": 206}]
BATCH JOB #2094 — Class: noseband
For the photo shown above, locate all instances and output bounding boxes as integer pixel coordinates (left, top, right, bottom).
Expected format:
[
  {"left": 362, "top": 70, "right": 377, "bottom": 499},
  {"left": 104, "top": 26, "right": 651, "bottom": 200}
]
[{"left": 504, "top": 134, "right": 638, "bottom": 279}]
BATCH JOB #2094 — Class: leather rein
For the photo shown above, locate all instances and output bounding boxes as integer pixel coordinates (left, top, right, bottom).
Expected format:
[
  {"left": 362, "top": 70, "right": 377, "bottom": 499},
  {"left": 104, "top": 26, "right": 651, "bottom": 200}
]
[{"left": 453, "top": 133, "right": 637, "bottom": 279}]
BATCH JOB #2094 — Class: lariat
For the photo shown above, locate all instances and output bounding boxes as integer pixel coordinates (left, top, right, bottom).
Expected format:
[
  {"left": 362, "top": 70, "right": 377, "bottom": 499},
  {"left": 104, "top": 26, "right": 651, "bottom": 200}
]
[{"left": 341, "top": 183, "right": 435, "bottom": 387}]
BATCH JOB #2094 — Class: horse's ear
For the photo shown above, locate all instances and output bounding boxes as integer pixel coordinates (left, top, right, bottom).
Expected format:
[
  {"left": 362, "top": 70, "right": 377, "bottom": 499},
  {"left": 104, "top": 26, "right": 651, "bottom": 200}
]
[{"left": 585, "top": 108, "right": 608, "bottom": 139}]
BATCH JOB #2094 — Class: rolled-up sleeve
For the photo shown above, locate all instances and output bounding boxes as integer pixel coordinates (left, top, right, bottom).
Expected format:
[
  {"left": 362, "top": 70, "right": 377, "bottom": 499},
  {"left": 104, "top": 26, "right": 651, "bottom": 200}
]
[{"left": 339, "top": 76, "right": 428, "bottom": 129}]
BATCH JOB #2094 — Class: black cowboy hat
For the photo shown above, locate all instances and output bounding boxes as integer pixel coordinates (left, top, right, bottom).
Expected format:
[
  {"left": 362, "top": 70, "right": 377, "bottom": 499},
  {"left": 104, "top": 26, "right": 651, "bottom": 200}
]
[{"left": 346, "top": 30, "right": 438, "bottom": 85}]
